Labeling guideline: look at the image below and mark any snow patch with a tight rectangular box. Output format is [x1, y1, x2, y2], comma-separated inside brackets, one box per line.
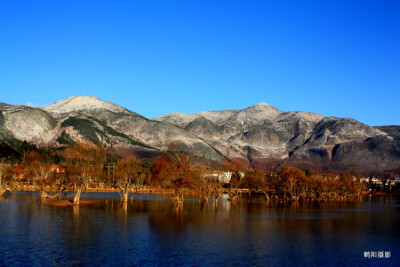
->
[44, 96, 129, 114]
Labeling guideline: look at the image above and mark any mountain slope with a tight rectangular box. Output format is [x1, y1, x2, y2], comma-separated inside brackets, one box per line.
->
[44, 95, 132, 115]
[0, 96, 225, 162]
[156, 103, 395, 173]
[0, 96, 398, 174]
[0, 103, 56, 144]
[155, 103, 326, 159]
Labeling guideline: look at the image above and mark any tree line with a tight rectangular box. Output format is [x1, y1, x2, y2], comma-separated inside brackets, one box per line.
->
[0, 142, 382, 204]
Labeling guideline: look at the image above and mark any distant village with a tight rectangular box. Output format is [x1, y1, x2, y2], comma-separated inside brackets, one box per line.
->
[204, 170, 400, 193]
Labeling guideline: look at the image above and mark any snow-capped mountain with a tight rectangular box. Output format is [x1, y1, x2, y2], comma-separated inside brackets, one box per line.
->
[44, 96, 131, 115]
[0, 96, 225, 162]
[0, 96, 399, 174]
[155, 102, 399, 173]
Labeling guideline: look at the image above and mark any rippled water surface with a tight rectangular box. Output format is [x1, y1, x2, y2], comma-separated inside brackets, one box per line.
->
[0, 192, 399, 266]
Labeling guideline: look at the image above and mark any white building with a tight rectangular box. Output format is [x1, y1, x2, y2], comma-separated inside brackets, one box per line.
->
[203, 171, 245, 184]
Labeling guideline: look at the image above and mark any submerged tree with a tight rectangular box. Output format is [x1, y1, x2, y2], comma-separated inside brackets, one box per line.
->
[151, 151, 204, 203]
[279, 166, 308, 201]
[65, 143, 105, 205]
[0, 163, 13, 196]
[242, 171, 274, 200]
[200, 181, 222, 203]
[115, 155, 144, 202]
[224, 160, 247, 201]
[21, 151, 54, 198]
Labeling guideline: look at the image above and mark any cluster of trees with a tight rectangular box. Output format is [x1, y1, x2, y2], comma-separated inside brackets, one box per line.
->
[240, 167, 366, 202]
[0, 143, 150, 204]
[0, 142, 376, 204]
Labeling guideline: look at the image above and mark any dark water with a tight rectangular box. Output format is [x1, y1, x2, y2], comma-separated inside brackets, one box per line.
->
[0, 192, 399, 266]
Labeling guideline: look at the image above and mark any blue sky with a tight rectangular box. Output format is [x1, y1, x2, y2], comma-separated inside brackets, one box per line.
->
[0, 0, 399, 126]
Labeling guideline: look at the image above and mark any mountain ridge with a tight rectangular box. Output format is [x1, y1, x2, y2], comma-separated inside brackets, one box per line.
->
[44, 95, 133, 115]
[0, 96, 398, 175]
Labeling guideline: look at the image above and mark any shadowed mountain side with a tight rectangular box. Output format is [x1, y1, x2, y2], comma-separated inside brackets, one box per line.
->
[375, 126, 400, 145]
[332, 135, 400, 168]
[0, 140, 19, 159]
[157, 103, 398, 175]
[0, 96, 398, 174]
[0, 97, 225, 162]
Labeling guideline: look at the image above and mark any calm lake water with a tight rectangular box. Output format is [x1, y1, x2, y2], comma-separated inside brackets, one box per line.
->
[0, 192, 399, 266]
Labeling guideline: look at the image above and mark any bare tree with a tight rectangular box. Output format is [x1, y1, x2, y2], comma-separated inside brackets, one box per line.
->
[19, 151, 56, 197]
[0, 163, 13, 196]
[65, 143, 104, 205]
[151, 150, 204, 204]
[115, 156, 142, 202]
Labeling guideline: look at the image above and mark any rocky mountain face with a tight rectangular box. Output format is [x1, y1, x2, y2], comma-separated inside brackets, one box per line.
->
[155, 103, 400, 174]
[0, 96, 399, 174]
[0, 96, 224, 162]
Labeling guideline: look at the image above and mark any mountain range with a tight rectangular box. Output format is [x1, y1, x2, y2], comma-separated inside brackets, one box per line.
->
[1, 96, 399, 175]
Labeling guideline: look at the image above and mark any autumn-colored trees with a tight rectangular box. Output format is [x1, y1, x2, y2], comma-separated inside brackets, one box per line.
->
[238, 165, 368, 202]
[151, 151, 205, 203]
[0, 163, 13, 196]
[241, 171, 265, 191]
[115, 155, 147, 202]
[0, 138, 374, 204]
[279, 166, 308, 200]
[21, 151, 54, 198]
[223, 160, 247, 201]
[199, 180, 222, 203]
[65, 143, 106, 204]
[241, 171, 275, 200]
[329, 171, 366, 201]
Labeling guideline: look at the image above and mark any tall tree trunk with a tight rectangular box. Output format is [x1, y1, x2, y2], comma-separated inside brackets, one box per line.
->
[230, 194, 239, 201]
[262, 191, 270, 201]
[73, 187, 82, 205]
[122, 188, 129, 203]
[173, 188, 184, 204]
[174, 190, 184, 204]
[229, 189, 240, 201]
[177, 193, 184, 204]
[40, 191, 60, 199]
[201, 188, 210, 202]
[121, 201, 128, 216]
[214, 191, 221, 204]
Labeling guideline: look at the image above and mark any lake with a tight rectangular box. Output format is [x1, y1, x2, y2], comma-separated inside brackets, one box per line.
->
[0, 192, 399, 266]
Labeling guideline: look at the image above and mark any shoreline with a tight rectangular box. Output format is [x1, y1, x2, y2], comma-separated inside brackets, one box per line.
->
[12, 185, 177, 195]
[8, 186, 400, 198]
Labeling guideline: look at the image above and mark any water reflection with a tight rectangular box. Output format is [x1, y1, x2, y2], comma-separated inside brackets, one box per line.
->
[0, 192, 399, 266]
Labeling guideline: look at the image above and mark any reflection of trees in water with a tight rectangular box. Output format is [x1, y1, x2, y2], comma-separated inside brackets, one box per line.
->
[145, 197, 281, 265]
[260, 200, 392, 249]
[73, 205, 79, 225]
[67, 196, 400, 263]
[0, 192, 103, 265]
[146, 195, 399, 264]
[53, 202, 106, 264]
[146, 197, 244, 234]
[0, 193, 41, 243]
[2, 192, 399, 265]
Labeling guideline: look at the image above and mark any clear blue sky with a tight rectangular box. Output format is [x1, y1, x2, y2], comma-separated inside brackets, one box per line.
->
[0, 0, 399, 126]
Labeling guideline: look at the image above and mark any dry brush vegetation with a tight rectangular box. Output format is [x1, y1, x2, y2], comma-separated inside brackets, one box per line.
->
[1, 142, 395, 205]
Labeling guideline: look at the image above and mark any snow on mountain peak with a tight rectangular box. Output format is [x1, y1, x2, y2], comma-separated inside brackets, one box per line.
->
[249, 102, 276, 110]
[234, 102, 282, 121]
[44, 96, 129, 114]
